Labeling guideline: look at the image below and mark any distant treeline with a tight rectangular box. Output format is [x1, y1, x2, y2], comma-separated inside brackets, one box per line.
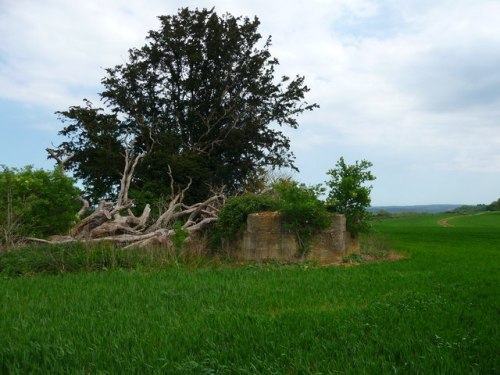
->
[368, 204, 462, 214]
[369, 198, 500, 218]
[451, 198, 500, 214]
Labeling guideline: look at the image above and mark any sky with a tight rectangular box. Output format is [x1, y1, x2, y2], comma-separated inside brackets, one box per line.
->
[1, 0, 499, 206]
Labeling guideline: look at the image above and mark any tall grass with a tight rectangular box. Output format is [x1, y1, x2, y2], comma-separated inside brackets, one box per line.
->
[0, 239, 215, 277]
[0, 213, 498, 373]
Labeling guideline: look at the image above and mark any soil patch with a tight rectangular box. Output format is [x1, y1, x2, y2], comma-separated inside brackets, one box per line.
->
[437, 218, 454, 227]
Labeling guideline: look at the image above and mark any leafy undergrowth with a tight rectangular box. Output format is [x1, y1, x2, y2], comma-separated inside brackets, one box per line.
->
[0, 213, 498, 373]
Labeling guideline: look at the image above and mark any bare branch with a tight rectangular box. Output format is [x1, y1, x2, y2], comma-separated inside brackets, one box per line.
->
[186, 217, 218, 233]
[77, 197, 90, 218]
[115, 147, 144, 210]
[148, 194, 182, 232]
[166, 165, 175, 199]
[33, 149, 224, 249]
[46, 148, 74, 174]
[131, 204, 151, 230]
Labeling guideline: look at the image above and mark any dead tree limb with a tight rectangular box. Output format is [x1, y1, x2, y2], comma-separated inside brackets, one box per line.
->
[46, 148, 74, 175]
[34, 146, 225, 249]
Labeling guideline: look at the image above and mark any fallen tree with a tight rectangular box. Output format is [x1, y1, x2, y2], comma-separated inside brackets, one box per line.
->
[30, 147, 225, 249]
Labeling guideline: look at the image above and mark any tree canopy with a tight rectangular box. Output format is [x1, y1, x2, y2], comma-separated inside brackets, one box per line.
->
[54, 7, 317, 204]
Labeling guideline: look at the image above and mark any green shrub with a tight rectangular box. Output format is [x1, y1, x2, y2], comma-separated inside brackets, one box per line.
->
[210, 181, 331, 255]
[273, 180, 331, 254]
[0, 166, 81, 245]
[325, 157, 375, 236]
[209, 194, 279, 248]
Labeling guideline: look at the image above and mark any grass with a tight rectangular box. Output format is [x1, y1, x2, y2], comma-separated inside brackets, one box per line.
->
[0, 241, 215, 277]
[0, 213, 498, 373]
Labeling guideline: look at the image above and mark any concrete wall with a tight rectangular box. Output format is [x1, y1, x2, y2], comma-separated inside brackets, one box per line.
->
[229, 211, 358, 263]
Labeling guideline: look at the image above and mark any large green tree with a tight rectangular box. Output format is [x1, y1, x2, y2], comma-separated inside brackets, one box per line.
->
[54, 7, 317, 204]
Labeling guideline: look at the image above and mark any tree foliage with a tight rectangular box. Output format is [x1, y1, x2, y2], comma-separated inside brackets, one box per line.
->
[487, 198, 500, 211]
[0, 166, 80, 245]
[54, 7, 317, 204]
[325, 158, 375, 236]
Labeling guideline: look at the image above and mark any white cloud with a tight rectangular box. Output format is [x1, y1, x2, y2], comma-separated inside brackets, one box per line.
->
[0, 0, 171, 107]
[0, 0, 499, 204]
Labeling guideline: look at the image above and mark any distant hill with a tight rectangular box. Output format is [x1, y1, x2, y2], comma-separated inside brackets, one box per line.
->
[368, 204, 463, 214]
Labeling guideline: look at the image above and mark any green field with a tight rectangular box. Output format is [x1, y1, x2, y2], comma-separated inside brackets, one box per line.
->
[0, 213, 499, 374]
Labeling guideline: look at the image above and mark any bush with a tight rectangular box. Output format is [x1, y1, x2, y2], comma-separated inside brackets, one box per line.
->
[209, 194, 279, 248]
[0, 166, 81, 246]
[325, 157, 375, 236]
[210, 181, 331, 254]
[273, 180, 331, 254]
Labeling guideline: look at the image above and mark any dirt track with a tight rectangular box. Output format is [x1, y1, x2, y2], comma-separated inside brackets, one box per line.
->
[437, 218, 454, 227]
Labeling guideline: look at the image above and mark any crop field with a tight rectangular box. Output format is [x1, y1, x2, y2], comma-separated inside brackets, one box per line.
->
[0, 213, 498, 374]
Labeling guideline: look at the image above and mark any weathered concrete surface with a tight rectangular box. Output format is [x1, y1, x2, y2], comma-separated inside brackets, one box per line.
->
[231, 211, 358, 263]
[242, 212, 297, 260]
